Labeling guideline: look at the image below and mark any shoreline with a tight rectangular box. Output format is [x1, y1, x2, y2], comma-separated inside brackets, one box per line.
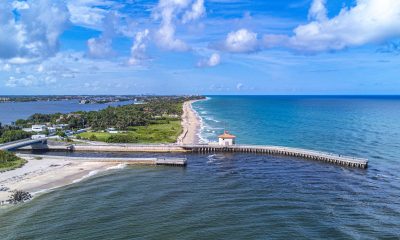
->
[177, 99, 205, 145]
[0, 155, 119, 205]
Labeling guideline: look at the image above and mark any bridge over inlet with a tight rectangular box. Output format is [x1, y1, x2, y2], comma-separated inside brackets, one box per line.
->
[0, 138, 48, 151]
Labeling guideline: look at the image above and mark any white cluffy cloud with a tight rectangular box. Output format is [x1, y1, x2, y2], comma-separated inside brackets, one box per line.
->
[197, 53, 221, 67]
[264, 0, 400, 52]
[6, 75, 56, 88]
[153, 0, 206, 51]
[223, 29, 259, 53]
[86, 11, 126, 58]
[2, 64, 11, 72]
[308, 0, 327, 22]
[236, 83, 244, 90]
[67, 0, 116, 30]
[129, 29, 150, 65]
[182, 0, 205, 24]
[87, 37, 114, 58]
[0, 0, 69, 63]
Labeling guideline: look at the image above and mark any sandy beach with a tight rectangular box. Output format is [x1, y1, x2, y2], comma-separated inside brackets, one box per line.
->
[177, 100, 203, 145]
[0, 155, 117, 205]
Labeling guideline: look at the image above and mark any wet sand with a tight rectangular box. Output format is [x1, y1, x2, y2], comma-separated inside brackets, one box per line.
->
[0, 155, 116, 205]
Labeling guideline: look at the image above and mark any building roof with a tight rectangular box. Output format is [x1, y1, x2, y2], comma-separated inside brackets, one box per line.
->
[218, 131, 236, 139]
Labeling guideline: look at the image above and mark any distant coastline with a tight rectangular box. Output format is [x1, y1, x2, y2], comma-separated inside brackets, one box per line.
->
[0, 100, 136, 125]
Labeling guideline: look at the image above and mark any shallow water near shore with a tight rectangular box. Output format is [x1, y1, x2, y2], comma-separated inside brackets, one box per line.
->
[1, 96, 400, 239]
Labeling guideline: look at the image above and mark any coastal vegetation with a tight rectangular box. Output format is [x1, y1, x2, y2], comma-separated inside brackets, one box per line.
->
[78, 120, 182, 143]
[13, 96, 204, 144]
[0, 151, 27, 172]
[0, 123, 31, 144]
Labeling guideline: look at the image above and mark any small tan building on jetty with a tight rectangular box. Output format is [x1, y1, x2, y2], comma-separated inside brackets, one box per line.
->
[218, 131, 236, 146]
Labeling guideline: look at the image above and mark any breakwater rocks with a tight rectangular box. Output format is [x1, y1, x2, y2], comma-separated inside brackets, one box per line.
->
[7, 190, 32, 204]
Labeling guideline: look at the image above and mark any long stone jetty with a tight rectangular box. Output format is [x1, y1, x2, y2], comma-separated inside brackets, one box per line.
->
[19, 142, 368, 169]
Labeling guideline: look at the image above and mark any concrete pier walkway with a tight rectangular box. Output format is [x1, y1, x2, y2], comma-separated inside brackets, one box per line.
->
[183, 145, 368, 169]
[19, 142, 368, 169]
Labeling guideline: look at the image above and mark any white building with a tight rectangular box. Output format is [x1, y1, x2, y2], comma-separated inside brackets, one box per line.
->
[107, 128, 119, 134]
[218, 131, 236, 146]
[55, 124, 68, 130]
[47, 127, 56, 134]
[22, 128, 33, 132]
[32, 125, 47, 133]
[31, 134, 46, 140]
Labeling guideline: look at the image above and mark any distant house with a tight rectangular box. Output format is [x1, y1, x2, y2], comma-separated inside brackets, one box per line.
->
[47, 127, 56, 134]
[65, 130, 74, 136]
[32, 125, 47, 133]
[31, 134, 46, 140]
[107, 128, 119, 134]
[55, 124, 68, 130]
[76, 129, 86, 134]
[68, 113, 81, 118]
[218, 131, 236, 146]
[22, 128, 33, 132]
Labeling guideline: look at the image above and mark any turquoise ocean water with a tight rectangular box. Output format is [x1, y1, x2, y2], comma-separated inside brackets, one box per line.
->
[0, 96, 399, 239]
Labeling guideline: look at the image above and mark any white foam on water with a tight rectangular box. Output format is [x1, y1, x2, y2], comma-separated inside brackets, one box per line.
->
[72, 170, 99, 184]
[31, 187, 56, 196]
[106, 163, 127, 170]
[192, 97, 222, 144]
[193, 105, 210, 144]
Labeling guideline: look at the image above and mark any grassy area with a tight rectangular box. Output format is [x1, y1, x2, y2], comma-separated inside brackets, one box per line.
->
[77, 120, 182, 144]
[0, 151, 27, 172]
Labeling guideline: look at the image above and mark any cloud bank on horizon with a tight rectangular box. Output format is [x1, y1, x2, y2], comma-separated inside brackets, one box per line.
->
[1, 0, 400, 95]
[264, 0, 400, 52]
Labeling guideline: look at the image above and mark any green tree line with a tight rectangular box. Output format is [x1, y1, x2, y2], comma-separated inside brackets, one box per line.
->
[0, 123, 32, 143]
[14, 96, 203, 131]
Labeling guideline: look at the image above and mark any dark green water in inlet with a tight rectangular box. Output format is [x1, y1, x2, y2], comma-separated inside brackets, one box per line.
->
[1, 96, 400, 239]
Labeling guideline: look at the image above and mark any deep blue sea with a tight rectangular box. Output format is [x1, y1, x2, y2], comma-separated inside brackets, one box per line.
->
[1, 96, 400, 239]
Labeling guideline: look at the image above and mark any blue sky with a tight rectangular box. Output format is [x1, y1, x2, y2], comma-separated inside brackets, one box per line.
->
[1, 0, 400, 95]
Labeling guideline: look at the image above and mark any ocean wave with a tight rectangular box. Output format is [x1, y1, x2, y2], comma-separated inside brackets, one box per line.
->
[207, 154, 226, 164]
[72, 170, 100, 184]
[193, 105, 209, 143]
[31, 188, 54, 196]
[106, 163, 127, 170]
[192, 99, 223, 143]
[203, 116, 221, 123]
[71, 164, 126, 184]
